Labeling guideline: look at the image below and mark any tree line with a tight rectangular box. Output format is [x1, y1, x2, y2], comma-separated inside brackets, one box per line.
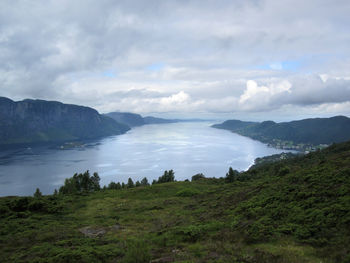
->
[34, 167, 243, 196]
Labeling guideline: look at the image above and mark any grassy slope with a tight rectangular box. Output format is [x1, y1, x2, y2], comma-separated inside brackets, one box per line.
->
[1, 142, 350, 262]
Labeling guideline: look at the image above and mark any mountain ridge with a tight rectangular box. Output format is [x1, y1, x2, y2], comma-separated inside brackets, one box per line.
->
[0, 97, 130, 145]
[212, 115, 350, 148]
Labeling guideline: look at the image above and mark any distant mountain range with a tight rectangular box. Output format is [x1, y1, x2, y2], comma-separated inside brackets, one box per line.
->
[0, 97, 130, 146]
[212, 116, 350, 146]
[0, 97, 207, 146]
[104, 112, 180, 127]
[105, 112, 207, 127]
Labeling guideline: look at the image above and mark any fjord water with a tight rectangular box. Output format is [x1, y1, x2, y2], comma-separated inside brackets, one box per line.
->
[0, 122, 288, 196]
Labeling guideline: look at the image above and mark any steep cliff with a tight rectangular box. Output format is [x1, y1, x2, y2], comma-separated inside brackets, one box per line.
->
[0, 97, 130, 145]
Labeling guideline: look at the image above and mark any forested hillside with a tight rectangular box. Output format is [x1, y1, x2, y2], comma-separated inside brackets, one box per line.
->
[213, 116, 350, 148]
[0, 97, 130, 145]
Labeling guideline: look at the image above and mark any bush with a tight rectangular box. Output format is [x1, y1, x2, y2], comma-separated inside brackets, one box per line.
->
[191, 173, 205, 181]
[176, 188, 200, 197]
[10, 197, 30, 212]
[122, 240, 151, 263]
[28, 200, 46, 212]
[0, 204, 10, 218]
[179, 225, 203, 242]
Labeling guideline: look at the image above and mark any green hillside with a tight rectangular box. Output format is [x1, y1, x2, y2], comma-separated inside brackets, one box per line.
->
[212, 116, 350, 149]
[0, 97, 130, 146]
[0, 141, 350, 262]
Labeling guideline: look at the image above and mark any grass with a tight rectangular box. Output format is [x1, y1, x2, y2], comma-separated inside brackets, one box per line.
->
[1, 141, 350, 262]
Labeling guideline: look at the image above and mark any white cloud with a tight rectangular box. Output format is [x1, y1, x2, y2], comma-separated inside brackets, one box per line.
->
[0, 0, 350, 118]
[239, 79, 292, 110]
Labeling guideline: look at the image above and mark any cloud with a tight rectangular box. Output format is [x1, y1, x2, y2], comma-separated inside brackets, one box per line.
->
[237, 76, 350, 112]
[0, 0, 350, 118]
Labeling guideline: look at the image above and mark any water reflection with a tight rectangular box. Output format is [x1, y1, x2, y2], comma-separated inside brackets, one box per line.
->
[0, 122, 289, 196]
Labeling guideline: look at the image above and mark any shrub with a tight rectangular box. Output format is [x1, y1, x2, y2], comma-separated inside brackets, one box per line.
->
[10, 197, 30, 212]
[0, 204, 10, 218]
[28, 199, 46, 212]
[176, 188, 200, 197]
[179, 225, 203, 242]
[191, 173, 205, 181]
[122, 240, 151, 263]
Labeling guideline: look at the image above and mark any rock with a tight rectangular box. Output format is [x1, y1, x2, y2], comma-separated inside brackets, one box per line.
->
[79, 226, 107, 238]
[112, 224, 122, 230]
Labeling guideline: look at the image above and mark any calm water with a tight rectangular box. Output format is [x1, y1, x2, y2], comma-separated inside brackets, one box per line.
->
[0, 122, 289, 196]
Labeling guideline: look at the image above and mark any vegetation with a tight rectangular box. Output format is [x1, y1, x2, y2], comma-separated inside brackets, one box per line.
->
[0, 97, 130, 146]
[1, 141, 350, 262]
[225, 167, 240, 182]
[59, 171, 100, 194]
[191, 173, 205, 181]
[153, 169, 175, 184]
[253, 152, 298, 167]
[212, 116, 350, 151]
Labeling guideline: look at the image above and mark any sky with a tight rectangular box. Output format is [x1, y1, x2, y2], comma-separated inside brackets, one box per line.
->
[1, 0, 350, 121]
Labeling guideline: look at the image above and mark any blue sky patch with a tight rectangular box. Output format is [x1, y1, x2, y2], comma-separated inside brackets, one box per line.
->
[146, 63, 165, 72]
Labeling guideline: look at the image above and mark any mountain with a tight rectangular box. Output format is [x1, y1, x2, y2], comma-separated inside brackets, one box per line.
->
[212, 119, 258, 130]
[0, 97, 130, 145]
[1, 140, 349, 262]
[143, 116, 179, 124]
[212, 116, 350, 145]
[106, 112, 209, 126]
[105, 112, 145, 127]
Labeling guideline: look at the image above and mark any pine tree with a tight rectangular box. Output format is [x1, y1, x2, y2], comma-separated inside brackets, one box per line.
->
[141, 177, 149, 186]
[127, 178, 134, 188]
[225, 167, 239, 183]
[34, 188, 42, 198]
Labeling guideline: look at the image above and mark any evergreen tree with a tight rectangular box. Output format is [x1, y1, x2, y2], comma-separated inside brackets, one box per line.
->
[127, 178, 134, 188]
[225, 167, 239, 183]
[135, 180, 141, 187]
[34, 188, 42, 198]
[141, 177, 149, 186]
[157, 170, 175, 183]
[53, 189, 58, 195]
[59, 170, 101, 194]
[92, 172, 101, 191]
[108, 181, 117, 189]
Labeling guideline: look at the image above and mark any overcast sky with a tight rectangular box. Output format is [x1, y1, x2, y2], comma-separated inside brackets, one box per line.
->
[1, 0, 350, 120]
